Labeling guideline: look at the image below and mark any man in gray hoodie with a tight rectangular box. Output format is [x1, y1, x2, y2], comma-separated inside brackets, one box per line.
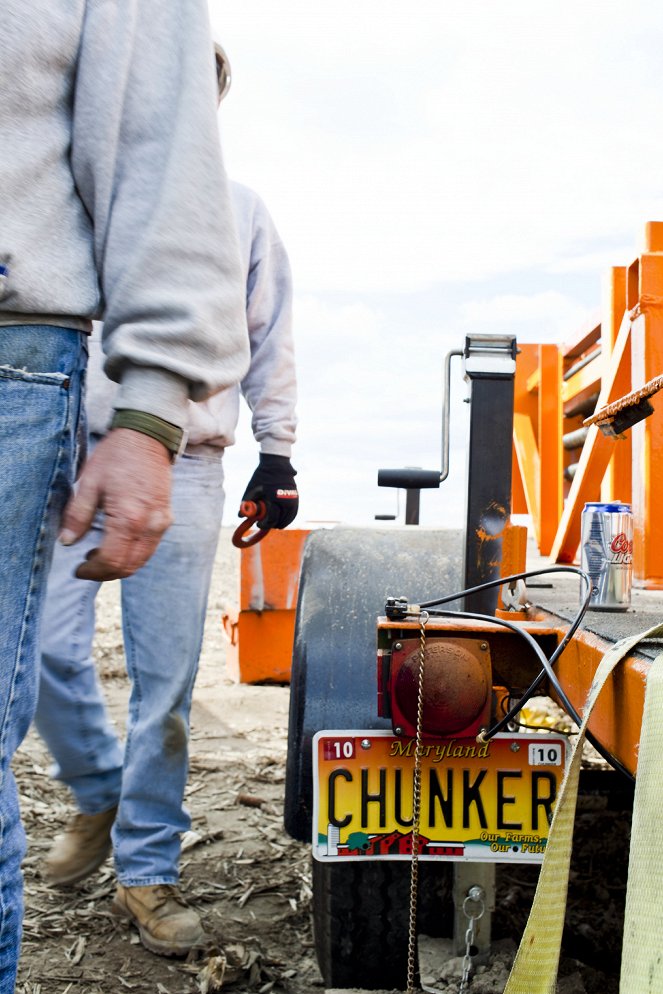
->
[1, 3, 248, 989]
[32, 48, 299, 959]
[35, 177, 298, 956]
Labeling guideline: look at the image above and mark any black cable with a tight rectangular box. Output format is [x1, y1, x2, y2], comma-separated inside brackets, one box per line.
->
[421, 565, 590, 614]
[421, 567, 592, 733]
[416, 566, 635, 781]
[511, 721, 575, 736]
[423, 607, 579, 727]
[425, 605, 633, 780]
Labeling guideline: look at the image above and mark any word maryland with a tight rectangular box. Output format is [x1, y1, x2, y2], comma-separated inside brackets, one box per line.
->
[389, 738, 491, 763]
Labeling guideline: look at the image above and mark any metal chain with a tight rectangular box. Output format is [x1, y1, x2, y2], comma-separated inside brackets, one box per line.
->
[404, 613, 485, 994]
[406, 610, 429, 994]
[458, 888, 485, 994]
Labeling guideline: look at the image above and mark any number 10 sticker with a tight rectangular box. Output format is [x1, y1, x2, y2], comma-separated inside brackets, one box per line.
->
[323, 738, 355, 761]
[528, 742, 563, 766]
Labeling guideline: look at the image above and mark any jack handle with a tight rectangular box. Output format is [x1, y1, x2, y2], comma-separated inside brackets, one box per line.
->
[232, 500, 270, 549]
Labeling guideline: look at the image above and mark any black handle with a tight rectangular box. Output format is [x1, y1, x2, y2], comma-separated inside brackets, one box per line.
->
[377, 468, 441, 490]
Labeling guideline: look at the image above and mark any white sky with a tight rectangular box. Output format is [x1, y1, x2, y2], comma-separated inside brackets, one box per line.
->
[211, 0, 663, 529]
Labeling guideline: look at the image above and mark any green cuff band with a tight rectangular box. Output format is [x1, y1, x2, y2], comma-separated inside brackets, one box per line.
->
[110, 409, 185, 458]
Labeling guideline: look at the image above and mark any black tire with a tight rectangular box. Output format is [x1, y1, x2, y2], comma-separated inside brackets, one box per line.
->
[312, 858, 453, 990]
[285, 527, 464, 842]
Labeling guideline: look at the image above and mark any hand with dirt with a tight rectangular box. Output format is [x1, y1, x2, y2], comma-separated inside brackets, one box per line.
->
[59, 428, 173, 580]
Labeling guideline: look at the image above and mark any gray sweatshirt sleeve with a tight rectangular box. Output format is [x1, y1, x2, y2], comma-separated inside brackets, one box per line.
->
[71, 0, 250, 428]
[239, 191, 297, 458]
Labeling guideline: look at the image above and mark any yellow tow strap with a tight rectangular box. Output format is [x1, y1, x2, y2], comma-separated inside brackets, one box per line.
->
[503, 622, 663, 994]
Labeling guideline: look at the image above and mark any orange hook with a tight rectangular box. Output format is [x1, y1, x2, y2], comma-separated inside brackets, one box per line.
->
[232, 500, 270, 549]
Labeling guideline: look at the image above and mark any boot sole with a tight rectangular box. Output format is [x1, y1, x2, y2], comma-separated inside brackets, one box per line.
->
[111, 897, 206, 957]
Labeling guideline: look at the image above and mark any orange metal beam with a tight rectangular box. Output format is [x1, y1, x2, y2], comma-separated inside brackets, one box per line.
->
[560, 357, 601, 404]
[526, 367, 541, 394]
[222, 529, 310, 683]
[627, 258, 639, 310]
[551, 310, 632, 563]
[551, 425, 613, 564]
[511, 442, 528, 515]
[533, 608, 648, 777]
[600, 267, 631, 505]
[497, 522, 528, 610]
[500, 522, 528, 578]
[632, 247, 663, 588]
[513, 413, 540, 543]
[513, 345, 541, 542]
[223, 609, 297, 684]
[510, 223, 663, 583]
[515, 344, 539, 416]
[538, 345, 563, 555]
[645, 221, 663, 252]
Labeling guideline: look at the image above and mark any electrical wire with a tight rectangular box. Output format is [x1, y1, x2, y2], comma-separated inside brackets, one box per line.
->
[510, 721, 576, 736]
[414, 566, 635, 781]
[420, 566, 591, 730]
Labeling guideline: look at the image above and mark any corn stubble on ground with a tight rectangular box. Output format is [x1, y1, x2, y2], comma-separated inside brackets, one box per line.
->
[16, 529, 630, 993]
[16, 530, 320, 994]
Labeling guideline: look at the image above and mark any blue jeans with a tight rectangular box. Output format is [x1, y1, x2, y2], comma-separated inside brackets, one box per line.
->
[0, 325, 86, 993]
[35, 450, 225, 885]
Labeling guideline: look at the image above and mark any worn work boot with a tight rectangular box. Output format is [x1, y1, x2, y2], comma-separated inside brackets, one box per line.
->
[112, 884, 206, 957]
[45, 806, 117, 886]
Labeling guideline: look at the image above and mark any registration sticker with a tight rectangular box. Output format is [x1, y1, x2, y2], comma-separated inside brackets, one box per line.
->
[312, 730, 567, 863]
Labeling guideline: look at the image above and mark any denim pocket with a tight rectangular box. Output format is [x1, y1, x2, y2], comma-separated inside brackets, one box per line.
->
[0, 365, 70, 387]
[74, 368, 88, 475]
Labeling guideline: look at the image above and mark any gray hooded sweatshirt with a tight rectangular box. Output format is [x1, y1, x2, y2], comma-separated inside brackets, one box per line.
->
[0, 0, 250, 429]
[86, 182, 298, 457]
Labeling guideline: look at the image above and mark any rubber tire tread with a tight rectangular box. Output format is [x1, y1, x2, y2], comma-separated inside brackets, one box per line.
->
[312, 859, 453, 990]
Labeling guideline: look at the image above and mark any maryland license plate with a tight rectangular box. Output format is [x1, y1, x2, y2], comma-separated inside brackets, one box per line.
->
[312, 730, 568, 863]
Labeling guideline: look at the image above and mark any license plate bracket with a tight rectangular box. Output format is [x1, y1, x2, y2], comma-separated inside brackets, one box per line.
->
[313, 730, 567, 863]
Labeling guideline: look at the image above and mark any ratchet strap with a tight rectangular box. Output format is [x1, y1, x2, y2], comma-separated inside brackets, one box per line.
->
[503, 622, 663, 994]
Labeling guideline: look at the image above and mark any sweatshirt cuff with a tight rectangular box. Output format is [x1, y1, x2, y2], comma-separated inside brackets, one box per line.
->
[113, 366, 190, 430]
[259, 439, 293, 459]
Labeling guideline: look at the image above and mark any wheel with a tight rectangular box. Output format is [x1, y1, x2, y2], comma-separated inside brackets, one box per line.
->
[285, 526, 464, 842]
[312, 858, 453, 990]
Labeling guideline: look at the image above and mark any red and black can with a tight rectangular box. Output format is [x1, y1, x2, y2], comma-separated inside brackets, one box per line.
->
[580, 501, 633, 610]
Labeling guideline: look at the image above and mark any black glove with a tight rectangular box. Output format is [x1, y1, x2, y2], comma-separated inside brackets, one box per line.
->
[241, 453, 299, 529]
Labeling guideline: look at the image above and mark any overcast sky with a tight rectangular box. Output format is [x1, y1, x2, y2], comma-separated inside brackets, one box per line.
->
[210, 1, 663, 529]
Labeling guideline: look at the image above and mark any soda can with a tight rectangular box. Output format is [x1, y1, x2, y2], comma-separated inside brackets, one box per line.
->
[580, 501, 633, 610]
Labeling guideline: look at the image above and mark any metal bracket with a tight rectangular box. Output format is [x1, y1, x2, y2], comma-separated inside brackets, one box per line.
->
[463, 333, 517, 379]
[453, 863, 496, 961]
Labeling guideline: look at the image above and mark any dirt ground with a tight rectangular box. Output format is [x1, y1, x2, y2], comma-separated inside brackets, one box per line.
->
[14, 530, 630, 994]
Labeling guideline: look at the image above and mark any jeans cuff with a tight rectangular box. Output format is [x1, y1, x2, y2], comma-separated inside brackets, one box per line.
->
[117, 875, 179, 887]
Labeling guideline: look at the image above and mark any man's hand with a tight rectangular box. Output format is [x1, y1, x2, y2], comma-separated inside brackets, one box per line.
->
[59, 429, 173, 580]
[241, 453, 298, 529]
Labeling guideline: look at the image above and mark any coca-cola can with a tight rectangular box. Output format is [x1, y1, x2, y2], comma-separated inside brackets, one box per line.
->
[580, 501, 633, 610]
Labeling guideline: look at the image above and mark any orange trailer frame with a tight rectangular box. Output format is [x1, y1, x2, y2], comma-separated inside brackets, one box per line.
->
[512, 220, 663, 588]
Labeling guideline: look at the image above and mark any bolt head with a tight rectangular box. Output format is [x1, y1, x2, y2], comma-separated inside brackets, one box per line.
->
[394, 642, 403, 651]
[480, 642, 488, 651]
[395, 726, 404, 736]
[360, 738, 371, 750]
[510, 741, 520, 752]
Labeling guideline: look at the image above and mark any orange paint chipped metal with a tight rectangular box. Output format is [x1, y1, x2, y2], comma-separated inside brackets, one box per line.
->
[222, 529, 310, 683]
